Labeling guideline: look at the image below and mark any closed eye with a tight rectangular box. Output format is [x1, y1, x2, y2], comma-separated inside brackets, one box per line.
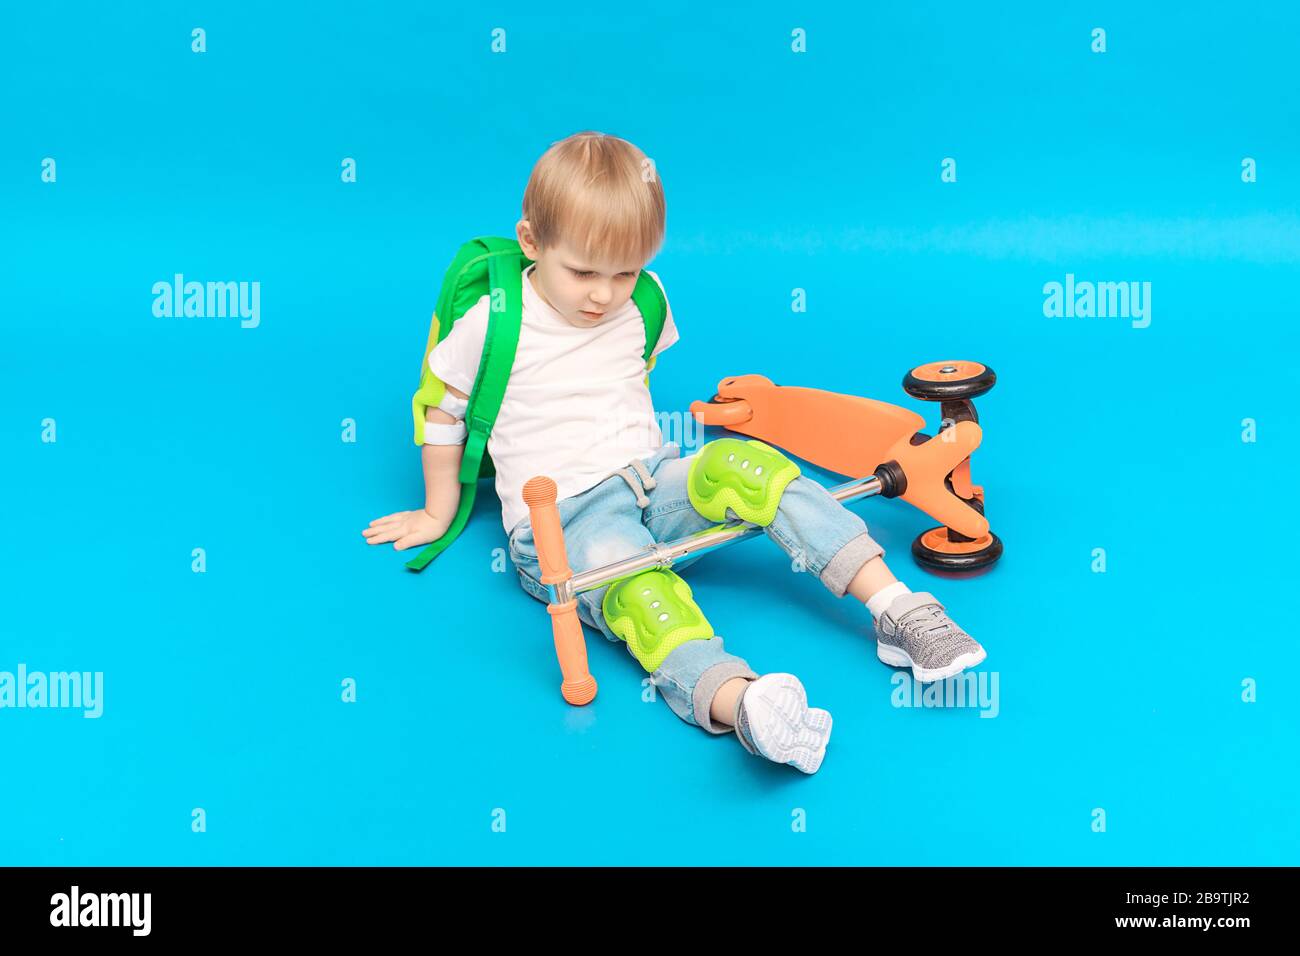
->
[570, 269, 638, 279]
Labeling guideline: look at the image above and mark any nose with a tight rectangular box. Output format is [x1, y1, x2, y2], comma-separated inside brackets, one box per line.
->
[589, 282, 612, 306]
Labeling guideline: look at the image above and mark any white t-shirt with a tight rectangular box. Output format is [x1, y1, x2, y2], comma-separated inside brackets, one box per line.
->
[427, 263, 679, 534]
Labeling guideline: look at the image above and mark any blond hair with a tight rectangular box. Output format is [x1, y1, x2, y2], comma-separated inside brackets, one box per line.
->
[522, 131, 665, 267]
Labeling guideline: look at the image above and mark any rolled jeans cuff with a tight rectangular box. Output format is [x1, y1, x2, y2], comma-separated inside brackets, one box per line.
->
[818, 531, 885, 598]
[692, 660, 760, 735]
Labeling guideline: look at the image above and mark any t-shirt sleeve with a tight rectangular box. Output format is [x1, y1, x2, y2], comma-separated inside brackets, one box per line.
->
[643, 270, 679, 358]
[427, 295, 490, 395]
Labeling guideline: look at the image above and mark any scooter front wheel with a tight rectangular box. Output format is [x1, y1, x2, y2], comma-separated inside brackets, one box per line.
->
[911, 526, 1003, 574]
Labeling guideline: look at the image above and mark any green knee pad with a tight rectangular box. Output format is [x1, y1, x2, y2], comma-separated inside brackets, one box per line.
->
[687, 437, 801, 527]
[601, 568, 714, 672]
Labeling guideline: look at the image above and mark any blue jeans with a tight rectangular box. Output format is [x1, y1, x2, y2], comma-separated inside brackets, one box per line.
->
[507, 442, 884, 734]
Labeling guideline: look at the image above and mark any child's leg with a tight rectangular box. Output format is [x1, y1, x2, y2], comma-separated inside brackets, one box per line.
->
[642, 450, 886, 597]
[639, 626, 757, 733]
[711, 677, 749, 726]
[506, 476, 754, 729]
[509, 472, 831, 772]
[613, 576, 831, 775]
[642, 443, 985, 682]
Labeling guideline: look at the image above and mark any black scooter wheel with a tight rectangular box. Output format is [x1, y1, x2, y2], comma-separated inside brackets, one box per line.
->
[911, 527, 1003, 574]
[903, 361, 996, 402]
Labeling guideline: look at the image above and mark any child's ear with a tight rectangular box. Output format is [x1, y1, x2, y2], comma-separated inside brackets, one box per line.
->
[516, 219, 540, 258]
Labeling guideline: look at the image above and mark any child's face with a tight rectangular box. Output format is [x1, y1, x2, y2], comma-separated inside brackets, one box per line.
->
[517, 222, 643, 329]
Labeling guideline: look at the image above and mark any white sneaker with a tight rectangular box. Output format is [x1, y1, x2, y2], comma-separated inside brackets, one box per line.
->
[734, 673, 832, 774]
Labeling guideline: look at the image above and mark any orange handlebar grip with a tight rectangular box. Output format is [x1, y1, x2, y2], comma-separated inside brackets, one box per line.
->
[549, 600, 597, 706]
[522, 477, 571, 584]
[522, 476, 597, 705]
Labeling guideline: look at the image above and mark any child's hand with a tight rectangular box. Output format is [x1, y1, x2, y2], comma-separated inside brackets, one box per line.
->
[362, 508, 450, 550]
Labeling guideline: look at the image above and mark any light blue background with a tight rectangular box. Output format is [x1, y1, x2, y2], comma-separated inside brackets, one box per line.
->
[2, 2, 1295, 865]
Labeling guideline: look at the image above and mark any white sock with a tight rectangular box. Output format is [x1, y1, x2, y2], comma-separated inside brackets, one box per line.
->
[865, 581, 911, 621]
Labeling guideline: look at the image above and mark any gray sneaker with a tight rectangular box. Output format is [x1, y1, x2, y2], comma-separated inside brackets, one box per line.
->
[875, 591, 985, 683]
[733, 673, 832, 774]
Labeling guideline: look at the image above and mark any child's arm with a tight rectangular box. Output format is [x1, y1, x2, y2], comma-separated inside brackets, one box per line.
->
[421, 385, 468, 526]
[362, 383, 469, 550]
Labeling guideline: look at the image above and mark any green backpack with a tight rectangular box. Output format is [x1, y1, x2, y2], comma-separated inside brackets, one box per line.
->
[405, 236, 668, 572]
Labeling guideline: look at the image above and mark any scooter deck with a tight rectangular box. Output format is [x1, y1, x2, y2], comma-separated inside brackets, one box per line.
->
[691, 375, 925, 479]
[689, 374, 988, 539]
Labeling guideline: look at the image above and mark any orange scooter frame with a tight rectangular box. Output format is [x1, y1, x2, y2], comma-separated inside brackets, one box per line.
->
[689, 360, 1001, 574]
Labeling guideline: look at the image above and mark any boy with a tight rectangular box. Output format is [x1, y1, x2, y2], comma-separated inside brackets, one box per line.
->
[364, 131, 985, 774]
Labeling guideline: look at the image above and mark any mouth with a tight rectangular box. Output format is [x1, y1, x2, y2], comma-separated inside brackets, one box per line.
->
[579, 310, 605, 319]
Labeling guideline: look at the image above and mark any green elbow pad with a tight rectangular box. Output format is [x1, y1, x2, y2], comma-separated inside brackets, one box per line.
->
[411, 370, 449, 445]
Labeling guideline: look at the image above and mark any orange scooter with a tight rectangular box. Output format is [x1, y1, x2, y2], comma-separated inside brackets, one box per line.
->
[522, 360, 1001, 706]
[689, 360, 1002, 574]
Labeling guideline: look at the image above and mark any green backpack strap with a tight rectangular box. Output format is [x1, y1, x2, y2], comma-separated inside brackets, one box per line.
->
[630, 271, 667, 364]
[405, 242, 524, 572]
